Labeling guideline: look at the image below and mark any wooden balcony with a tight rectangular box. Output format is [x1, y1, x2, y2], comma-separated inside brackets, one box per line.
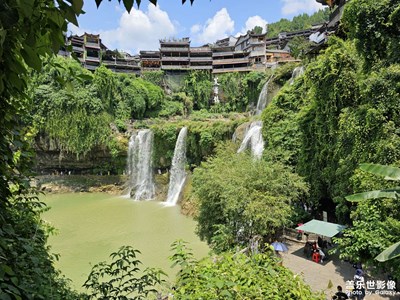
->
[190, 57, 212, 62]
[249, 50, 265, 57]
[213, 58, 249, 65]
[189, 65, 212, 70]
[85, 42, 100, 49]
[161, 65, 190, 70]
[190, 47, 212, 53]
[70, 38, 84, 44]
[161, 56, 190, 62]
[160, 40, 190, 46]
[141, 58, 161, 62]
[103, 60, 140, 68]
[212, 50, 247, 57]
[140, 51, 160, 57]
[265, 38, 279, 46]
[85, 56, 100, 63]
[160, 47, 189, 52]
[212, 66, 252, 74]
[72, 45, 84, 52]
[142, 67, 161, 71]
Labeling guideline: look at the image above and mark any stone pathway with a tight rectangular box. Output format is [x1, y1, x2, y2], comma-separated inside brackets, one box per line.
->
[281, 241, 398, 300]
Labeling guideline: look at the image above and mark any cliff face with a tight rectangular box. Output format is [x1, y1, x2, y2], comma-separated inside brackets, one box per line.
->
[33, 134, 127, 175]
[33, 116, 248, 175]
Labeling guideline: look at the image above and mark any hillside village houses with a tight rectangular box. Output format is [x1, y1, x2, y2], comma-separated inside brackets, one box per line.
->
[59, 0, 346, 75]
[59, 28, 315, 75]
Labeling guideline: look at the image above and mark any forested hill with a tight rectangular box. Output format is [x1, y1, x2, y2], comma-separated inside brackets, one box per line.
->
[266, 8, 330, 37]
[261, 0, 400, 278]
[28, 57, 272, 174]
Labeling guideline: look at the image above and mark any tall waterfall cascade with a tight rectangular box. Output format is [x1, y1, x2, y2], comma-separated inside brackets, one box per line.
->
[237, 76, 272, 157]
[235, 67, 304, 158]
[165, 127, 188, 206]
[127, 129, 155, 200]
[255, 77, 272, 116]
[289, 66, 304, 85]
[237, 121, 264, 159]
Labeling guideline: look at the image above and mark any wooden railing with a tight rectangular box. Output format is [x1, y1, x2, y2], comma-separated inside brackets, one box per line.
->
[213, 58, 249, 65]
[161, 56, 190, 61]
[85, 42, 100, 49]
[212, 66, 252, 73]
[160, 47, 189, 52]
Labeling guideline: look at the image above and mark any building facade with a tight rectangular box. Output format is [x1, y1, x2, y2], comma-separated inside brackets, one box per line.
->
[140, 51, 161, 71]
[102, 50, 141, 75]
[60, 33, 140, 74]
[160, 38, 191, 71]
[61, 28, 308, 74]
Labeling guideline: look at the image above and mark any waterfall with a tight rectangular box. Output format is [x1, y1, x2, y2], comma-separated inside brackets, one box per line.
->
[237, 121, 264, 159]
[127, 129, 155, 200]
[289, 66, 304, 85]
[165, 127, 188, 206]
[232, 122, 250, 142]
[232, 130, 237, 142]
[255, 77, 272, 115]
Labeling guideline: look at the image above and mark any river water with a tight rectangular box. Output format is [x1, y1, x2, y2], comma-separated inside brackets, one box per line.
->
[43, 193, 209, 290]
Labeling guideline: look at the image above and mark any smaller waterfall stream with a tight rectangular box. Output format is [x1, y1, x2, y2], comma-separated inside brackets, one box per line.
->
[127, 129, 155, 200]
[255, 76, 272, 115]
[235, 67, 304, 158]
[165, 127, 188, 206]
[289, 66, 304, 85]
[237, 121, 264, 159]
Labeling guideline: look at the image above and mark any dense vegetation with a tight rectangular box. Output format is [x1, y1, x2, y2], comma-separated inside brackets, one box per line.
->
[261, 0, 400, 277]
[2, 0, 400, 298]
[0, 0, 87, 297]
[83, 246, 165, 299]
[266, 9, 330, 38]
[29, 57, 165, 147]
[170, 240, 323, 299]
[191, 143, 309, 252]
[343, 164, 400, 273]
[151, 117, 248, 169]
[26, 56, 269, 172]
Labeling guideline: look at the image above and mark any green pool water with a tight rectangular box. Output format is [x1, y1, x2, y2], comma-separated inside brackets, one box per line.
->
[42, 193, 209, 290]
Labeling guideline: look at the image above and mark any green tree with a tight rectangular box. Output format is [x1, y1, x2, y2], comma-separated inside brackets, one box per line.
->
[192, 142, 309, 251]
[93, 65, 118, 114]
[262, 68, 307, 166]
[141, 70, 164, 87]
[252, 25, 263, 34]
[342, 0, 400, 70]
[83, 246, 165, 300]
[288, 36, 312, 59]
[0, 0, 86, 297]
[296, 38, 361, 219]
[169, 240, 324, 299]
[337, 164, 400, 277]
[0, 0, 193, 298]
[28, 57, 114, 158]
[266, 9, 329, 38]
[183, 70, 212, 110]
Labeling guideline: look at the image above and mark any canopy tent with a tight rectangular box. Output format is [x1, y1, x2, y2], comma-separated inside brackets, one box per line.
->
[295, 219, 346, 238]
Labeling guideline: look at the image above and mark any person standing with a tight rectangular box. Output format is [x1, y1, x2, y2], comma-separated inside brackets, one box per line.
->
[332, 285, 348, 300]
[353, 269, 365, 300]
[318, 248, 326, 263]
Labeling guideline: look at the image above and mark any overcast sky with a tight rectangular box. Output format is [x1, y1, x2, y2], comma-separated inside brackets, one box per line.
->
[70, 0, 324, 54]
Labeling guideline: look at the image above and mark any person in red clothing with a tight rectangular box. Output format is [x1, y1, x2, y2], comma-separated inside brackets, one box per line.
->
[312, 241, 318, 252]
[297, 222, 304, 240]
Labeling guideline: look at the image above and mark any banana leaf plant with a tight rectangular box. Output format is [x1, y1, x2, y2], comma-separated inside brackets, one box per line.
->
[345, 163, 400, 262]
